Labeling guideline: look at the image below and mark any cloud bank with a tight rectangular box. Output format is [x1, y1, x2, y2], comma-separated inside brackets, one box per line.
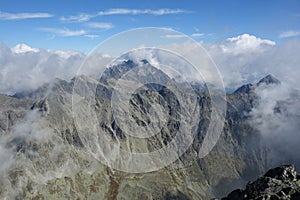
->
[0, 33, 300, 95]
[249, 83, 300, 167]
[0, 42, 84, 95]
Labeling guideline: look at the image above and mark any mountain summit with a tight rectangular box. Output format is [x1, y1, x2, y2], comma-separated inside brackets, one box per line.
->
[257, 74, 281, 86]
[233, 74, 280, 94]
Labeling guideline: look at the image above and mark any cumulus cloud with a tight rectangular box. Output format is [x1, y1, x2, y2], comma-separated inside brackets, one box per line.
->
[219, 34, 275, 55]
[94, 33, 299, 91]
[205, 34, 300, 89]
[0, 42, 85, 95]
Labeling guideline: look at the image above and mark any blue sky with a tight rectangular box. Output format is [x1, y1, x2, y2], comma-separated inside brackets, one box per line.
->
[0, 0, 300, 52]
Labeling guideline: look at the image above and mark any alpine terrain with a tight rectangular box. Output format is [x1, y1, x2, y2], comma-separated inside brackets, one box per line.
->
[0, 60, 298, 200]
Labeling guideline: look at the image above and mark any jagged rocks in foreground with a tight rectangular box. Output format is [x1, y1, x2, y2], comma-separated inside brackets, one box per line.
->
[222, 165, 300, 200]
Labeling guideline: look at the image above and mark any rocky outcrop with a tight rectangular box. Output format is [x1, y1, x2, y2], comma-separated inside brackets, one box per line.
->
[222, 165, 300, 200]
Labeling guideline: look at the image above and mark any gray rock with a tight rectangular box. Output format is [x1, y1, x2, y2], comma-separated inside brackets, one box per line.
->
[223, 165, 300, 200]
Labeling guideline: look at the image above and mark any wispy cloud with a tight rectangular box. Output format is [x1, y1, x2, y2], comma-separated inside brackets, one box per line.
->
[279, 30, 300, 38]
[0, 11, 53, 20]
[86, 22, 114, 30]
[97, 8, 189, 16]
[60, 13, 93, 22]
[60, 8, 190, 22]
[191, 33, 205, 37]
[84, 34, 99, 39]
[39, 28, 87, 37]
[163, 34, 186, 38]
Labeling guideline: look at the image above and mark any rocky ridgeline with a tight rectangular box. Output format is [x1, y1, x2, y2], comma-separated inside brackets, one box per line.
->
[222, 165, 300, 200]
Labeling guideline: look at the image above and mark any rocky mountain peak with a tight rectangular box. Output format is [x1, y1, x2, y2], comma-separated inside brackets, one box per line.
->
[257, 74, 281, 86]
[233, 74, 280, 94]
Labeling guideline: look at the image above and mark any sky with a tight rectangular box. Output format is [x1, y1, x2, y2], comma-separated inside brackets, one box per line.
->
[0, 0, 300, 52]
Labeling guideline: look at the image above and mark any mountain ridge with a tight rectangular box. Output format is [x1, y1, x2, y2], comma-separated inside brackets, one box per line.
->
[0, 60, 292, 199]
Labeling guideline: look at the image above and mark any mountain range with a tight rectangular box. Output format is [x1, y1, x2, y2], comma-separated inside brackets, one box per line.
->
[0, 59, 297, 199]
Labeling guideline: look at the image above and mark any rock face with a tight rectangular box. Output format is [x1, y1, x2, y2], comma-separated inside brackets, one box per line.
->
[222, 165, 300, 200]
[0, 60, 287, 199]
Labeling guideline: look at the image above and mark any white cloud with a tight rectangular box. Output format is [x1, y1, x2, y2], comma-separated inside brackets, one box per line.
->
[39, 28, 87, 37]
[1, 33, 300, 95]
[0, 42, 85, 94]
[60, 8, 189, 22]
[191, 33, 205, 37]
[220, 34, 275, 55]
[86, 22, 114, 29]
[84, 34, 99, 39]
[204, 34, 300, 89]
[11, 43, 39, 54]
[163, 34, 186, 38]
[97, 8, 188, 16]
[60, 13, 93, 22]
[279, 30, 300, 38]
[249, 83, 300, 166]
[131, 33, 296, 89]
[0, 11, 53, 20]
